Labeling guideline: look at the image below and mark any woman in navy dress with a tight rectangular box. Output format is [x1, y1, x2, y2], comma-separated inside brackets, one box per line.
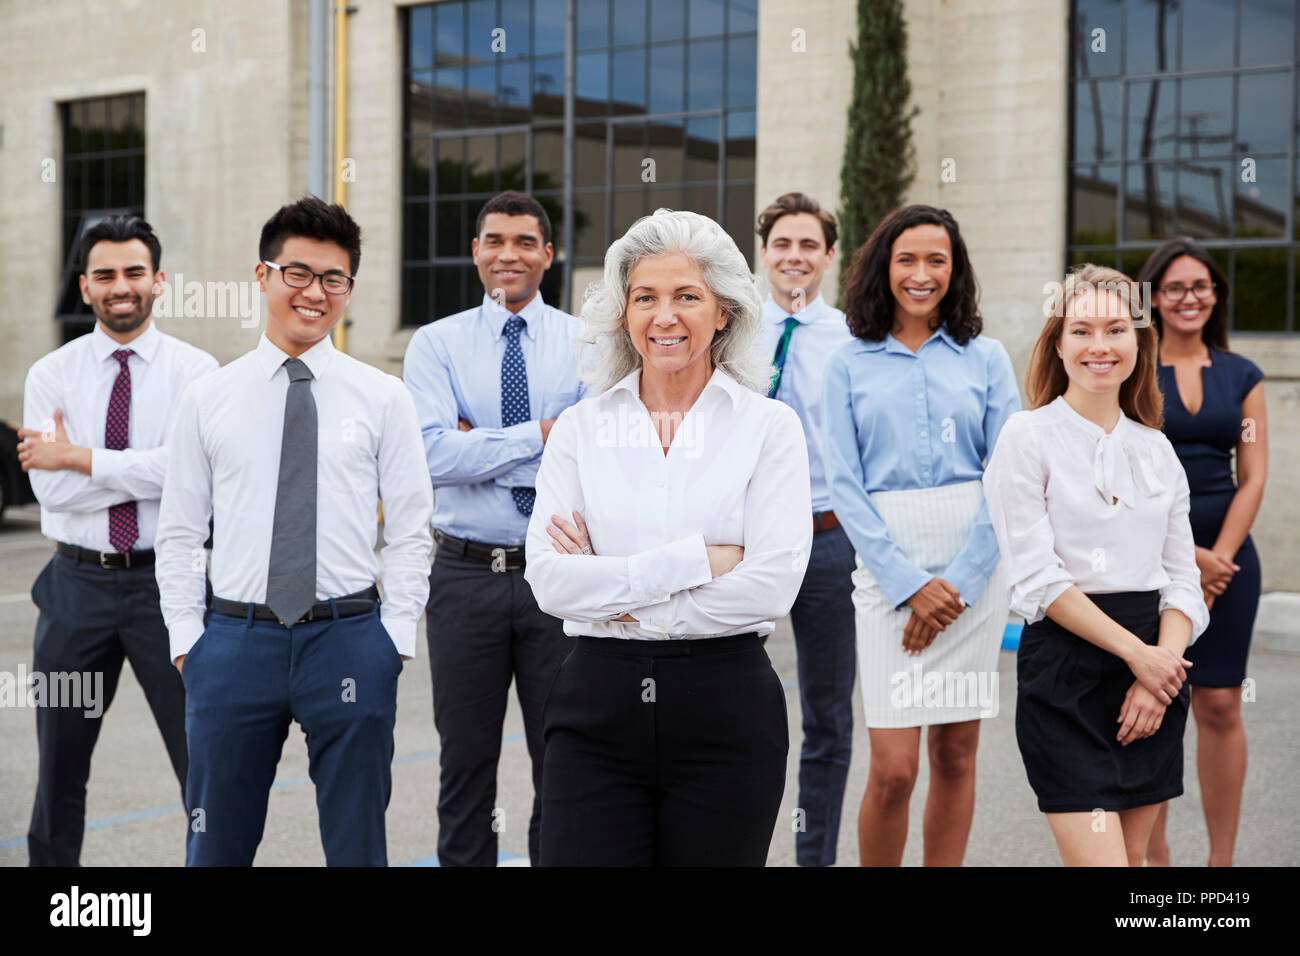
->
[1138, 238, 1268, 867]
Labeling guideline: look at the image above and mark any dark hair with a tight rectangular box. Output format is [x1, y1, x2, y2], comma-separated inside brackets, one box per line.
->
[1136, 236, 1230, 351]
[79, 214, 162, 274]
[259, 196, 362, 275]
[475, 190, 553, 247]
[756, 192, 838, 250]
[841, 204, 981, 344]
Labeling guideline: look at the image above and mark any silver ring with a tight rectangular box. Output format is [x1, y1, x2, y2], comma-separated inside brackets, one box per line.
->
[581, 546, 592, 555]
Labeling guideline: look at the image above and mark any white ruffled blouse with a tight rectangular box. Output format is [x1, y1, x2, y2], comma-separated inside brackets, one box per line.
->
[982, 396, 1208, 640]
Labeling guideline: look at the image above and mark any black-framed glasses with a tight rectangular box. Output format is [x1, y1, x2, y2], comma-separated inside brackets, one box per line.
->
[1158, 280, 1216, 300]
[262, 260, 354, 295]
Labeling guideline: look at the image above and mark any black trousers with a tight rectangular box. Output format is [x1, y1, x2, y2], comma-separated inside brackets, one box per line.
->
[540, 632, 789, 867]
[425, 550, 568, 866]
[28, 553, 188, 866]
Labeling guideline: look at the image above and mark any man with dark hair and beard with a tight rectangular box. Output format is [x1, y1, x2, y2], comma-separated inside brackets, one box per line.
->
[17, 214, 218, 866]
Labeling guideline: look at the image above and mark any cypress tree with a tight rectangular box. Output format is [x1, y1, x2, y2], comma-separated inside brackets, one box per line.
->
[837, 0, 918, 296]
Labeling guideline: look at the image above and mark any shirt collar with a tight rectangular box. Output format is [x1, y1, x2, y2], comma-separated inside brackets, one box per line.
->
[253, 332, 337, 381]
[482, 292, 544, 342]
[853, 325, 966, 355]
[91, 320, 161, 363]
[763, 292, 829, 326]
[606, 364, 746, 411]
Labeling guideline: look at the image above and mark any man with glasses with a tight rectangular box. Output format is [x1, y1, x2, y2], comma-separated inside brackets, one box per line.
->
[19, 214, 217, 865]
[155, 196, 433, 865]
[403, 190, 585, 866]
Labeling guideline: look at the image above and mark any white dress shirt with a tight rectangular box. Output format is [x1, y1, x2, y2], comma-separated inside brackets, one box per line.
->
[982, 396, 1208, 641]
[22, 322, 219, 551]
[156, 333, 434, 661]
[524, 365, 813, 640]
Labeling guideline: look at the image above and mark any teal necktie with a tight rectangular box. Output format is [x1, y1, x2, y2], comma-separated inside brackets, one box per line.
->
[768, 317, 799, 399]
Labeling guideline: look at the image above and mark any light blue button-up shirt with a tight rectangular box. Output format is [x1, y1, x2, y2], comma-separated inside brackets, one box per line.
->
[755, 293, 855, 514]
[403, 292, 587, 545]
[821, 326, 1021, 609]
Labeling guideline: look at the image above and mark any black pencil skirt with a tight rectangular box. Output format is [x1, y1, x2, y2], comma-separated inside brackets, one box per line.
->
[539, 632, 789, 866]
[1015, 591, 1190, 814]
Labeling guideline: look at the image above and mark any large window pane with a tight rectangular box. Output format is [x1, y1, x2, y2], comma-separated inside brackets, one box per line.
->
[573, 190, 606, 257]
[408, 71, 434, 135]
[1235, 156, 1286, 238]
[577, 51, 610, 112]
[1126, 79, 1174, 161]
[729, 0, 756, 33]
[436, 137, 465, 194]
[409, 4, 433, 69]
[1179, 75, 1234, 158]
[613, 0, 647, 45]
[435, 198, 466, 258]
[576, 0, 609, 50]
[434, 266, 467, 323]
[465, 133, 497, 191]
[612, 48, 647, 112]
[533, 55, 564, 116]
[433, 66, 465, 129]
[647, 118, 685, 182]
[684, 184, 718, 220]
[500, 132, 528, 186]
[649, 44, 685, 114]
[1074, 78, 1120, 163]
[724, 184, 756, 264]
[500, 0, 531, 57]
[533, 127, 564, 188]
[614, 188, 647, 237]
[688, 40, 724, 110]
[405, 200, 431, 261]
[651, 0, 687, 43]
[404, 266, 432, 328]
[574, 122, 607, 189]
[466, 0, 495, 62]
[685, 115, 720, 181]
[1233, 248, 1287, 331]
[1179, 0, 1235, 71]
[1240, 0, 1293, 66]
[613, 123, 647, 187]
[727, 34, 757, 108]
[1072, 0, 1123, 78]
[725, 108, 756, 182]
[434, 1, 465, 66]
[1237, 71, 1289, 156]
[1124, 0, 1176, 75]
[1125, 162, 1174, 239]
[499, 60, 531, 119]
[689, 0, 727, 37]
[1176, 160, 1233, 237]
[1073, 164, 1119, 244]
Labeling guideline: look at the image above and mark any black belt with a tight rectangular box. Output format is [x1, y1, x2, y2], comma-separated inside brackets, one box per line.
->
[434, 529, 526, 570]
[210, 584, 380, 625]
[57, 542, 155, 569]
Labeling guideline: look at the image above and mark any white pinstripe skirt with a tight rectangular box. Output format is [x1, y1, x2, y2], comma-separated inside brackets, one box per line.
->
[851, 479, 1009, 728]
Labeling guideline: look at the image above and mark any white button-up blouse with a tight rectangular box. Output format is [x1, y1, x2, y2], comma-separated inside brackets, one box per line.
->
[524, 365, 813, 640]
[982, 396, 1209, 640]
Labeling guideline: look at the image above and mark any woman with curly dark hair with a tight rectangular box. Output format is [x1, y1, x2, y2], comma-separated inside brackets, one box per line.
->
[822, 205, 1020, 866]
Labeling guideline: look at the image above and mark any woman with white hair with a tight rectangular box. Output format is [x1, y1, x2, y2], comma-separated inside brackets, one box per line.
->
[523, 209, 812, 866]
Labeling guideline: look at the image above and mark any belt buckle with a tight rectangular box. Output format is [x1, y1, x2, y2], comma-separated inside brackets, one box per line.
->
[100, 551, 117, 569]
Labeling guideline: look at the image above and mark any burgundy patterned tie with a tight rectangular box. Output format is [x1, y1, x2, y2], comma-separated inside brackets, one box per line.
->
[106, 348, 138, 552]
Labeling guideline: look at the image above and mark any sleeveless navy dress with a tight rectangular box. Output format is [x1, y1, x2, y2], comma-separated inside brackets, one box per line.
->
[1157, 348, 1263, 687]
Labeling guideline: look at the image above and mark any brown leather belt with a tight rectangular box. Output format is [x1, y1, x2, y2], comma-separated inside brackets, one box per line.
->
[813, 510, 839, 533]
[434, 529, 526, 570]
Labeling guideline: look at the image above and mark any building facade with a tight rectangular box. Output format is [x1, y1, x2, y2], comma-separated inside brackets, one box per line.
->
[2, 0, 1296, 593]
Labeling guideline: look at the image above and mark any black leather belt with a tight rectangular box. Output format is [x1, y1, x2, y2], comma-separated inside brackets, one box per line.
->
[210, 584, 380, 625]
[434, 529, 526, 570]
[57, 542, 155, 569]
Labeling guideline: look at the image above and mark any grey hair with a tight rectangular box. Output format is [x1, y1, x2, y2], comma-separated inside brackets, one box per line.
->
[576, 208, 770, 395]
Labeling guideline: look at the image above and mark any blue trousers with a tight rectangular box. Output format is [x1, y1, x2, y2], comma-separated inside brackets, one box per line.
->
[183, 606, 401, 866]
[788, 524, 857, 866]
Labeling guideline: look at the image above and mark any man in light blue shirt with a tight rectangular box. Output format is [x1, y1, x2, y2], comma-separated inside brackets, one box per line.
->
[403, 191, 585, 866]
[754, 193, 857, 867]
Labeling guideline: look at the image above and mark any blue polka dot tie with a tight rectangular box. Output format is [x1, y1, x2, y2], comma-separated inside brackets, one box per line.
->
[501, 315, 535, 515]
[105, 348, 138, 552]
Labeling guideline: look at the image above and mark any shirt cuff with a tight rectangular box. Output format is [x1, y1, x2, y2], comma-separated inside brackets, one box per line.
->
[91, 447, 126, 486]
[169, 616, 206, 662]
[943, 555, 996, 608]
[1011, 577, 1074, 625]
[878, 556, 934, 611]
[378, 610, 416, 658]
[626, 533, 713, 605]
[1158, 586, 1210, 645]
[502, 420, 543, 461]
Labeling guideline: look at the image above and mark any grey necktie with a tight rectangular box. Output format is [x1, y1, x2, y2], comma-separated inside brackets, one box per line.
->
[265, 357, 318, 625]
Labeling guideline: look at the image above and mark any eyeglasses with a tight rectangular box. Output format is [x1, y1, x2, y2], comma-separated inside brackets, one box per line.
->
[262, 260, 354, 295]
[1158, 280, 1216, 300]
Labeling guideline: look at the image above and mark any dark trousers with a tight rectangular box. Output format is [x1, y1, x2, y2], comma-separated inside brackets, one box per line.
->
[28, 553, 187, 867]
[183, 606, 400, 866]
[540, 632, 789, 866]
[788, 524, 857, 866]
[426, 551, 568, 866]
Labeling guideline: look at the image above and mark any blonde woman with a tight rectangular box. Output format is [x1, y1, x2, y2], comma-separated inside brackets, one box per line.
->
[524, 209, 812, 866]
[983, 264, 1209, 866]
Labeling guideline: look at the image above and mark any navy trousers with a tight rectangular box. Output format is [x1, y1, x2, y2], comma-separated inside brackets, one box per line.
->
[28, 552, 188, 867]
[183, 605, 400, 866]
[788, 524, 857, 866]
[425, 550, 568, 866]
